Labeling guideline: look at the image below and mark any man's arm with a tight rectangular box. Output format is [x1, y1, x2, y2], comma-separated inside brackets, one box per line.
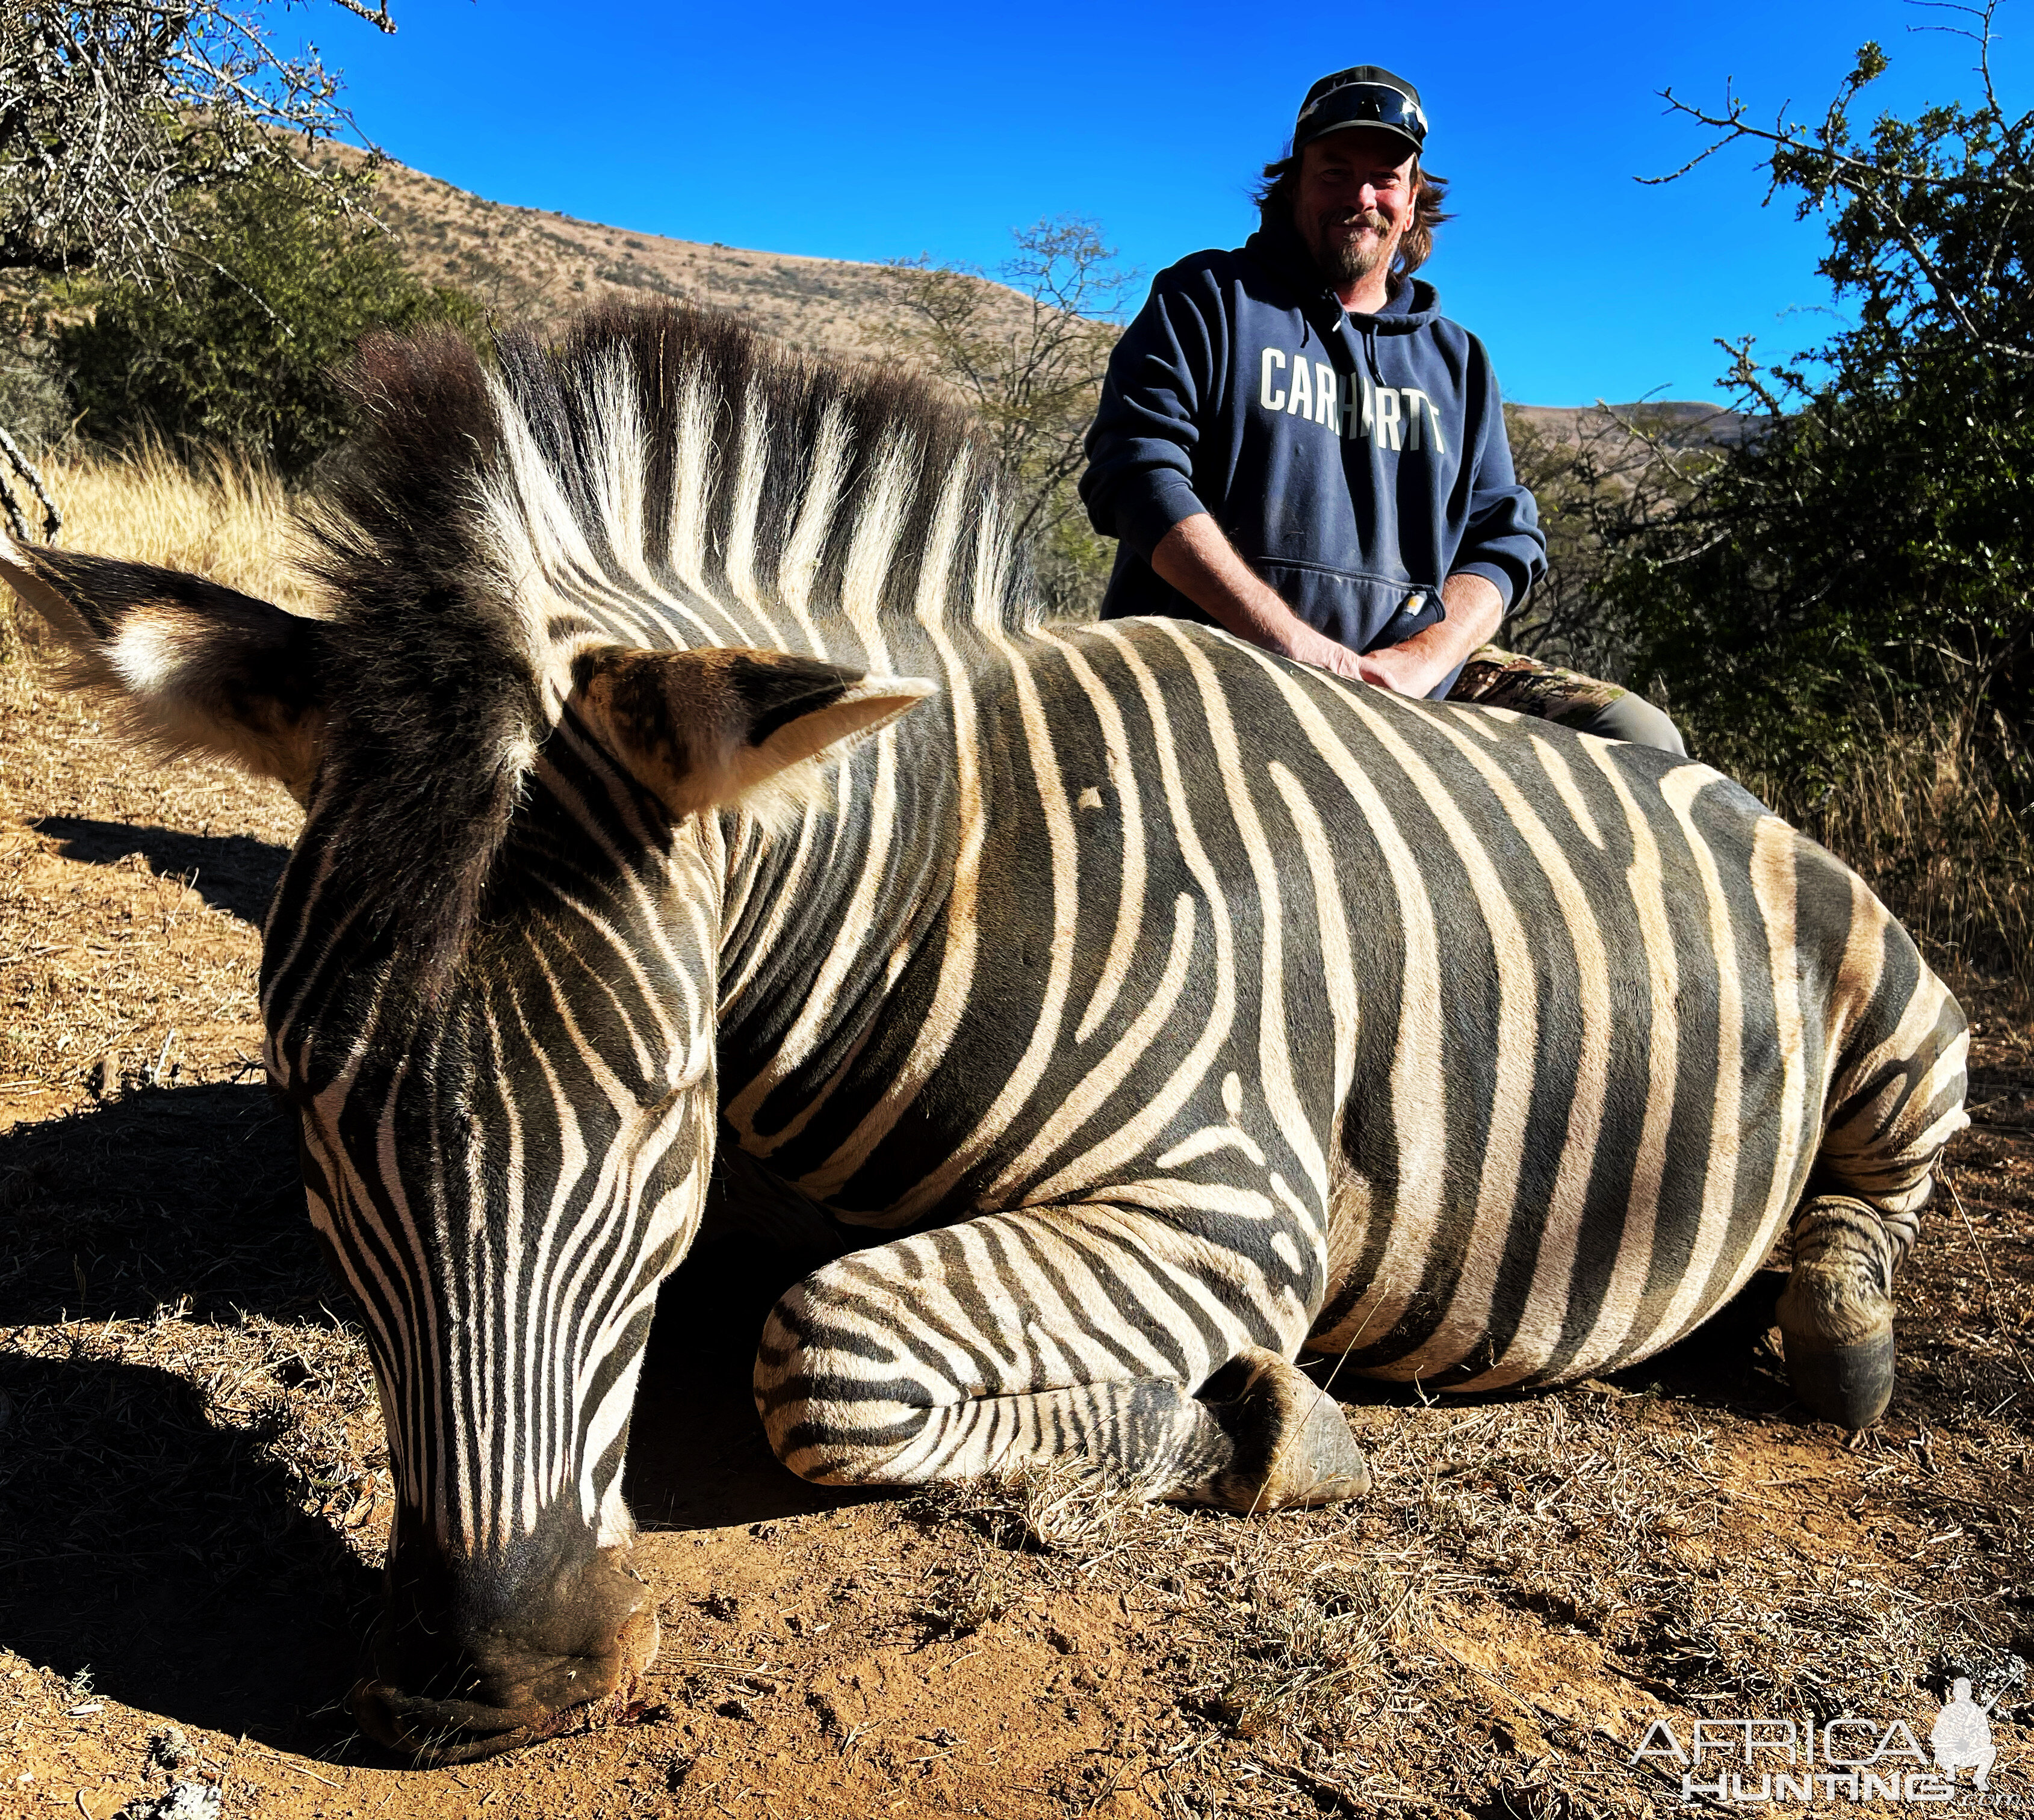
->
[1149, 513, 1364, 678]
[1150, 515, 1503, 694]
[1356, 571, 1504, 698]
[1448, 339, 1548, 630]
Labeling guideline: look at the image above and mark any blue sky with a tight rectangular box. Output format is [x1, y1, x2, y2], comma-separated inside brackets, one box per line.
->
[319, 0, 2027, 406]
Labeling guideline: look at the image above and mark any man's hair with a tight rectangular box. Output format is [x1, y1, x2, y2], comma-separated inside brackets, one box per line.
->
[1253, 147, 1451, 283]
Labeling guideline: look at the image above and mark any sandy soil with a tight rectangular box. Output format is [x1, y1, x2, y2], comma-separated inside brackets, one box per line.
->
[2, 610, 2031, 1819]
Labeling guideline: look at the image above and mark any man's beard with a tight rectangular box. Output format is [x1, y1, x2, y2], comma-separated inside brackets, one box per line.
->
[1308, 208, 1398, 287]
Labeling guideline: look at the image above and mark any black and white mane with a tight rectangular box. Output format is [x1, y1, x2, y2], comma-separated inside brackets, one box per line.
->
[301, 303, 1039, 967]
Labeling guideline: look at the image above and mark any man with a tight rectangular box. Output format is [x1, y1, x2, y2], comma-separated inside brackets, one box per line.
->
[1079, 64, 1684, 754]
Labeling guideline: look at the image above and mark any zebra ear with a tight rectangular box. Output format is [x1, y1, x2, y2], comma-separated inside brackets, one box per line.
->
[570, 644, 937, 817]
[0, 535, 327, 800]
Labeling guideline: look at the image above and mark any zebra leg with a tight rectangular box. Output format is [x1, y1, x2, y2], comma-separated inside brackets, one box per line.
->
[1780, 947, 1965, 1429]
[751, 1215, 1369, 1514]
[1775, 1193, 1919, 1429]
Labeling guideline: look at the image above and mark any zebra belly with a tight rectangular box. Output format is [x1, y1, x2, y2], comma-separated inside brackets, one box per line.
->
[1306, 1142, 1811, 1391]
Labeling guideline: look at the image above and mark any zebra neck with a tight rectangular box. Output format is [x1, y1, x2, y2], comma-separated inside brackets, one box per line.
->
[712, 690, 969, 1133]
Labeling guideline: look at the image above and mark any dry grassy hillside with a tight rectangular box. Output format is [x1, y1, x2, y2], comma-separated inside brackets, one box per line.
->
[341, 147, 933, 359]
[347, 149, 1738, 448]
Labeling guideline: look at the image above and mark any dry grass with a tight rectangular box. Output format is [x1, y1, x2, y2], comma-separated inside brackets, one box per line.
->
[28, 437, 319, 615]
[1743, 711, 2034, 1009]
[1, 1299, 388, 1579]
[0, 442, 307, 1127]
[884, 1351, 2034, 1818]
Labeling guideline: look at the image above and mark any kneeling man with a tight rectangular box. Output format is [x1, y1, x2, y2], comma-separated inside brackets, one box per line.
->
[1079, 63, 1684, 753]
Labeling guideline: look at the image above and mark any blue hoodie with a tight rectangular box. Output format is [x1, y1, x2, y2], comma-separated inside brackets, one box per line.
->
[1079, 209, 1545, 699]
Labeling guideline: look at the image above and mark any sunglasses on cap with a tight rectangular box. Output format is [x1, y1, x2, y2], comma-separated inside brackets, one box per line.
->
[1295, 77, 1428, 153]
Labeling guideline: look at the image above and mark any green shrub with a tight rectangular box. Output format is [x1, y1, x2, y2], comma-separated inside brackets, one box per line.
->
[58, 175, 477, 480]
[1609, 42, 2033, 809]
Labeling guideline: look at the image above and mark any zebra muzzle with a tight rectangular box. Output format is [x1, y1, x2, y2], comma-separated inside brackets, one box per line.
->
[350, 1602, 661, 1765]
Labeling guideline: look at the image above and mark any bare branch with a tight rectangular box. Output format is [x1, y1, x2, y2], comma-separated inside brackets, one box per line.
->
[1651, 87, 2009, 195]
[0, 426, 59, 539]
[1646, 15, 2034, 376]
[872, 217, 1135, 610]
[0, 469, 27, 542]
[0, 3, 394, 285]
[326, 0, 397, 29]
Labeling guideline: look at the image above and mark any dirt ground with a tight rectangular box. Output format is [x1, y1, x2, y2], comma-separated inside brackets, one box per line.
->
[2, 614, 2032, 1819]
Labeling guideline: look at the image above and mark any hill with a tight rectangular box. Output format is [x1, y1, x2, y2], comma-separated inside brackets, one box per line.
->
[358, 151, 925, 361]
[1508, 399, 1750, 449]
[358, 153, 1744, 444]
[0, 147, 1744, 463]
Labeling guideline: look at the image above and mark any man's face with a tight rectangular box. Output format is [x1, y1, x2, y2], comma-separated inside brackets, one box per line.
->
[1295, 128, 1417, 291]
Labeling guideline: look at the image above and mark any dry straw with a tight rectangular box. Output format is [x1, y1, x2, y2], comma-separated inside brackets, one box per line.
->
[1741, 710, 2032, 1010]
[26, 436, 320, 614]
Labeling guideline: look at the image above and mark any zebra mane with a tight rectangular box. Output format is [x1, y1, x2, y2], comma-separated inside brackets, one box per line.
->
[300, 302, 1039, 979]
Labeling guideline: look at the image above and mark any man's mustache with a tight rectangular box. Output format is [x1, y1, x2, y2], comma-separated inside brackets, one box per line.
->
[1318, 208, 1392, 238]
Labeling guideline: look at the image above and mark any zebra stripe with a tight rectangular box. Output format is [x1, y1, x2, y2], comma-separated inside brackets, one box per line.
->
[18, 306, 1956, 1729]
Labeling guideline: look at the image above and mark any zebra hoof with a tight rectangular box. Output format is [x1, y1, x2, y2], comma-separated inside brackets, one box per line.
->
[1204, 1348, 1371, 1511]
[1276, 1385, 1372, 1508]
[1782, 1325, 1896, 1429]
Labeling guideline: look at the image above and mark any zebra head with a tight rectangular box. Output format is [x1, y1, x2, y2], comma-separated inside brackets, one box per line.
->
[0, 379, 937, 1759]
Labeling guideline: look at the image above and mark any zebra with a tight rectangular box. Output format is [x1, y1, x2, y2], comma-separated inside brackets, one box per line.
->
[0, 304, 1968, 1763]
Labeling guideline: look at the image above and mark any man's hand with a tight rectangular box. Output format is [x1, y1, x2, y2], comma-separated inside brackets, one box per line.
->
[1149, 515, 1365, 676]
[1354, 571, 1505, 698]
[1148, 515, 1505, 696]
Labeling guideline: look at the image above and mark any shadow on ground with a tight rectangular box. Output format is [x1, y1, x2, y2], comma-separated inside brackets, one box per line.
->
[0, 1349, 376, 1747]
[0, 1083, 374, 1747]
[0, 1082, 318, 1326]
[34, 816, 288, 926]
[626, 1233, 889, 1532]
[1607, 1266, 1792, 1404]
[1306, 1266, 1796, 1426]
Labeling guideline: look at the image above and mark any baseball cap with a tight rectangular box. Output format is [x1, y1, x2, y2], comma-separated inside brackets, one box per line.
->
[1293, 66, 1428, 157]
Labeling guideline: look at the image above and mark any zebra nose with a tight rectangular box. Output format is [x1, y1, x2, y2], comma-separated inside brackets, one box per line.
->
[349, 1541, 659, 1763]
